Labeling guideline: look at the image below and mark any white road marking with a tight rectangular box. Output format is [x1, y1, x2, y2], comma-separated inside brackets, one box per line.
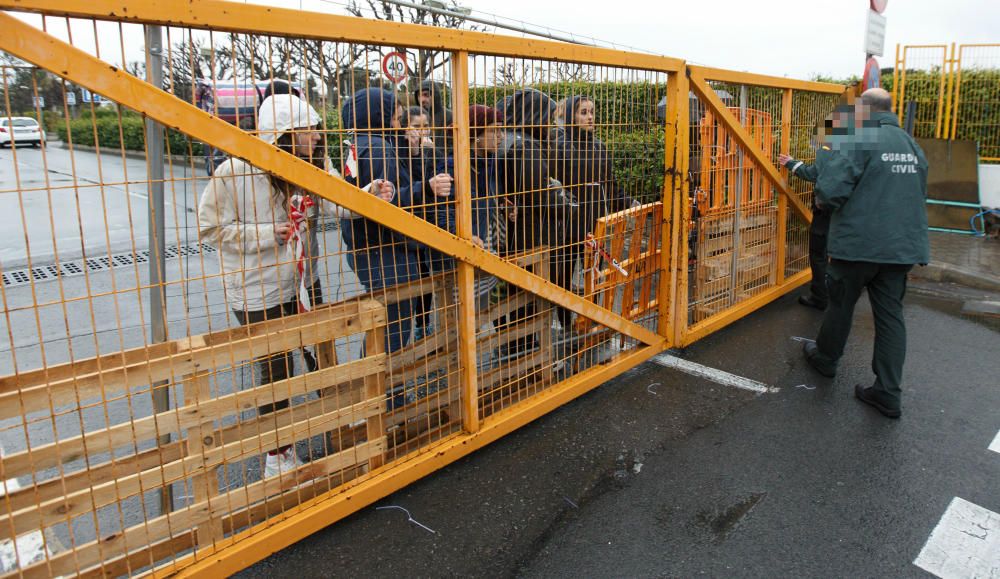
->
[989, 430, 1000, 454]
[650, 354, 779, 394]
[914, 497, 1000, 579]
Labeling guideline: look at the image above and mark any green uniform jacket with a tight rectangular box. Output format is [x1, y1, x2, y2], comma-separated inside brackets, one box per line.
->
[814, 111, 930, 265]
[783, 147, 840, 207]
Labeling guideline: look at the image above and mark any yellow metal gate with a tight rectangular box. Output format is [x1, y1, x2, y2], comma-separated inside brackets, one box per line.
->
[893, 42, 1000, 162]
[0, 2, 847, 576]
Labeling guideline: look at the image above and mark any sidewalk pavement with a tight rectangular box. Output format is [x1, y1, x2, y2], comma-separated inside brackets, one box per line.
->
[911, 231, 1000, 292]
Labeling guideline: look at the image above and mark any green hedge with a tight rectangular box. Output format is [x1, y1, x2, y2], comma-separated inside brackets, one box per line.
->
[469, 81, 667, 202]
[53, 112, 204, 156]
[882, 68, 1000, 158]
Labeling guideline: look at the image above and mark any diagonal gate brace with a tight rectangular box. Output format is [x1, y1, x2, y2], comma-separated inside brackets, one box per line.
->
[688, 70, 813, 224]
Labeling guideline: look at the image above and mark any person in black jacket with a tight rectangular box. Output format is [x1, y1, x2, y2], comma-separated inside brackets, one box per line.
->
[495, 89, 564, 256]
[550, 95, 637, 328]
[494, 89, 565, 357]
[397, 105, 453, 339]
[340, 88, 423, 355]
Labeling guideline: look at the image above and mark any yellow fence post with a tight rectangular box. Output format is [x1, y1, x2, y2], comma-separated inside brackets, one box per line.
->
[658, 71, 677, 343]
[892, 43, 901, 116]
[899, 46, 909, 126]
[950, 44, 963, 140]
[934, 46, 949, 139]
[942, 42, 956, 141]
[671, 70, 691, 346]
[776, 88, 792, 284]
[450, 50, 479, 434]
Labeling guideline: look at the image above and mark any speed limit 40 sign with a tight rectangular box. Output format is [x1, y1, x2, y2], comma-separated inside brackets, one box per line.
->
[382, 51, 409, 84]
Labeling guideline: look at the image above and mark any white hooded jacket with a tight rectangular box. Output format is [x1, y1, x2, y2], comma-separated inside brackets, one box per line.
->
[198, 93, 355, 312]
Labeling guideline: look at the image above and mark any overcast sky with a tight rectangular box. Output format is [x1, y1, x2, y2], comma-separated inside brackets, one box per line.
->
[279, 0, 1000, 79]
[8, 0, 1000, 81]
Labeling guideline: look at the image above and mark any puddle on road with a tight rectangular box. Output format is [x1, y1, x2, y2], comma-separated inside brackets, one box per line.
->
[908, 286, 1000, 332]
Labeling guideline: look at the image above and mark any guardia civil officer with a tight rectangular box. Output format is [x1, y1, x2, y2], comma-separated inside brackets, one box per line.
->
[778, 105, 854, 310]
[802, 88, 929, 419]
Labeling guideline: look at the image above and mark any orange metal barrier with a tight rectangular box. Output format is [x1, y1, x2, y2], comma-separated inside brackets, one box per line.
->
[0, 2, 847, 576]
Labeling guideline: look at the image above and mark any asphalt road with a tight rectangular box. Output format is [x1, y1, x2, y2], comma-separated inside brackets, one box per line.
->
[241, 280, 1000, 578]
[0, 143, 204, 268]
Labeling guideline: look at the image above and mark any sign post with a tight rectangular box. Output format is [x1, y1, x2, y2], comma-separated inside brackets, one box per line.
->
[862, 0, 887, 92]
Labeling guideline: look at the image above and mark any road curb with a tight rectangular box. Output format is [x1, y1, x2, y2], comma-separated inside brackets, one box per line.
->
[55, 141, 197, 165]
[911, 262, 1000, 293]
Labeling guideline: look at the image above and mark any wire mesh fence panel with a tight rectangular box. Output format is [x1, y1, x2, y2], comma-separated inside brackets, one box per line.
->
[952, 44, 1000, 162]
[683, 71, 844, 335]
[0, 15, 471, 576]
[894, 45, 950, 140]
[463, 55, 667, 415]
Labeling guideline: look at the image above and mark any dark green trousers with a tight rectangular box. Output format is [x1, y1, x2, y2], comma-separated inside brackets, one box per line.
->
[812, 259, 913, 409]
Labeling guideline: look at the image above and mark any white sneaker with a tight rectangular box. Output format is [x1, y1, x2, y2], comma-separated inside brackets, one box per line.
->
[263, 447, 304, 478]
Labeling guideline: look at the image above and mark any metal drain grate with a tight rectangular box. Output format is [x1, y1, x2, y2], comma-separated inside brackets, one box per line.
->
[2, 243, 217, 288]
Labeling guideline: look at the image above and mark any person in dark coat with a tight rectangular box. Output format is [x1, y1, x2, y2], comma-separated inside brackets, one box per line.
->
[340, 88, 424, 354]
[550, 95, 638, 328]
[495, 88, 565, 256]
[493, 89, 566, 356]
[397, 105, 453, 339]
[800, 88, 930, 419]
[414, 80, 454, 151]
[778, 104, 854, 311]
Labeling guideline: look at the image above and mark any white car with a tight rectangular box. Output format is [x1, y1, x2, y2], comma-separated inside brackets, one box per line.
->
[0, 117, 46, 148]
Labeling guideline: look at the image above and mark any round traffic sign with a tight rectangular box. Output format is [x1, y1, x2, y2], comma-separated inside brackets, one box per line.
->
[863, 56, 881, 90]
[870, 0, 887, 13]
[381, 51, 409, 83]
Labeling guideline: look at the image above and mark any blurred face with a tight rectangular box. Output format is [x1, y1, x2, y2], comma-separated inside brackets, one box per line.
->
[419, 89, 433, 110]
[391, 105, 403, 129]
[853, 102, 871, 126]
[290, 125, 323, 159]
[830, 109, 851, 129]
[474, 123, 502, 156]
[574, 99, 596, 132]
[405, 114, 430, 148]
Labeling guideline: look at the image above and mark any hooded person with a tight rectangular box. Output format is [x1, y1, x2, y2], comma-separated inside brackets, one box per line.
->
[549, 95, 638, 329]
[493, 89, 567, 360]
[414, 80, 454, 151]
[495, 88, 565, 256]
[198, 92, 367, 478]
[340, 88, 427, 356]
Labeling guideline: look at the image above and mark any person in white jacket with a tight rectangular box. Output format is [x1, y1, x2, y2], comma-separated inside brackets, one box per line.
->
[198, 93, 392, 477]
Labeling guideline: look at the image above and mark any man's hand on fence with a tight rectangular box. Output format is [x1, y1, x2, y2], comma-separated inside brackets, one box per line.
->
[372, 179, 396, 202]
[778, 153, 793, 166]
[429, 174, 453, 197]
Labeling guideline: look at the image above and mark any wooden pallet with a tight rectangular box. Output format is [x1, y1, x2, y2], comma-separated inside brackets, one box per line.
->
[0, 299, 388, 578]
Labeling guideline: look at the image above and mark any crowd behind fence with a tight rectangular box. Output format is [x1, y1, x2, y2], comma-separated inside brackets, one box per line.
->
[0, 3, 847, 577]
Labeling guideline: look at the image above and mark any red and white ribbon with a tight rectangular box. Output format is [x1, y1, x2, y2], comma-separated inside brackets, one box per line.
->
[342, 139, 358, 179]
[288, 194, 316, 313]
[583, 233, 628, 286]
